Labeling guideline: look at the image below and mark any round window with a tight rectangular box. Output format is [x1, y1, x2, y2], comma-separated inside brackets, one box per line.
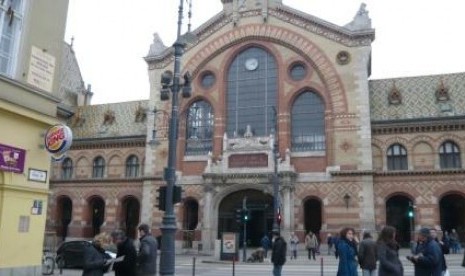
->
[200, 72, 216, 89]
[289, 63, 307, 81]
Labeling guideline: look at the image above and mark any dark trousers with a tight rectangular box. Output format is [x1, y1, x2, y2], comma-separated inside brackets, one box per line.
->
[308, 248, 316, 260]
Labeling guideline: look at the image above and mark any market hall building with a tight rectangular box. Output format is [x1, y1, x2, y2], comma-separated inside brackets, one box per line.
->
[47, 0, 465, 252]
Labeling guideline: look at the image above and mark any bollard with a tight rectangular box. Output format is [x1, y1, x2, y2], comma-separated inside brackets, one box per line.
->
[320, 257, 323, 276]
[192, 256, 196, 276]
[232, 256, 236, 276]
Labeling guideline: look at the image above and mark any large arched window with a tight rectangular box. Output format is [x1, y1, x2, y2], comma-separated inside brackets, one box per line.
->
[61, 158, 73, 179]
[387, 144, 408, 170]
[185, 100, 214, 155]
[440, 141, 462, 169]
[92, 156, 105, 178]
[226, 47, 277, 137]
[125, 155, 139, 177]
[291, 91, 325, 152]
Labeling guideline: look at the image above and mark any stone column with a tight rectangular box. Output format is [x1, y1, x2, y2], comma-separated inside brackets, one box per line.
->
[140, 180, 154, 225]
[281, 181, 293, 242]
[202, 187, 213, 252]
[354, 46, 376, 232]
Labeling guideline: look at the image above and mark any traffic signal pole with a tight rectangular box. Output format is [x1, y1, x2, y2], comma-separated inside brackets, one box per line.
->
[242, 197, 247, 262]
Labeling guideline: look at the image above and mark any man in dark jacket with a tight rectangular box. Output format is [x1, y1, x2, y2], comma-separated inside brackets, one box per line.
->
[137, 223, 158, 276]
[111, 229, 137, 276]
[271, 230, 287, 276]
[408, 227, 443, 276]
[358, 232, 377, 276]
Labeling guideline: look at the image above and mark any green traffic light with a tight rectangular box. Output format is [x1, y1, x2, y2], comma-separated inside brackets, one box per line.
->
[408, 211, 413, 217]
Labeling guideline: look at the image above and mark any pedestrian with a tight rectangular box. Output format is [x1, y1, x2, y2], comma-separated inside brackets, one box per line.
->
[442, 231, 450, 254]
[271, 230, 287, 276]
[334, 233, 341, 259]
[450, 229, 460, 254]
[305, 231, 318, 260]
[407, 227, 442, 276]
[261, 233, 271, 258]
[327, 233, 334, 255]
[336, 227, 358, 276]
[137, 223, 158, 276]
[377, 226, 403, 276]
[358, 232, 377, 276]
[430, 228, 448, 276]
[82, 232, 111, 276]
[289, 232, 299, 259]
[111, 229, 137, 276]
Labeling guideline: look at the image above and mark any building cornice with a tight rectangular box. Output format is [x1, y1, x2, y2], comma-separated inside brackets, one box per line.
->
[330, 169, 465, 177]
[50, 175, 163, 184]
[371, 116, 465, 135]
[71, 135, 146, 150]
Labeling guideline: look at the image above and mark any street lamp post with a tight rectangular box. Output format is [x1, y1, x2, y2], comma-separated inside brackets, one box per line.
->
[271, 107, 280, 234]
[159, 0, 192, 275]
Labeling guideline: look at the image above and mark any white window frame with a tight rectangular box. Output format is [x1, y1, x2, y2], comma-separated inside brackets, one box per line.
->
[0, 0, 25, 77]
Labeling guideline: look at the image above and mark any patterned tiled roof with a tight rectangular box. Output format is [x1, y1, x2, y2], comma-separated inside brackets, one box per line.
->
[58, 42, 85, 107]
[369, 72, 465, 121]
[70, 100, 148, 139]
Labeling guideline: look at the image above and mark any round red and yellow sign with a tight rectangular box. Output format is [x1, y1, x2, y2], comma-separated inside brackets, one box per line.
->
[44, 125, 73, 155]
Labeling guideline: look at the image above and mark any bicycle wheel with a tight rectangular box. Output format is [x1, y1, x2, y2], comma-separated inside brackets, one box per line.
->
[41, 256, 55, 275]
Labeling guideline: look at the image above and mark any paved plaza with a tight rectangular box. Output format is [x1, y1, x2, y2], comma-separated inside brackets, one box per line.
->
[52, 248, 464, 276]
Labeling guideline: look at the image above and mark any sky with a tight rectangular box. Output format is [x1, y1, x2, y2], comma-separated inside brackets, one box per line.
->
[65, 0, 465, 105]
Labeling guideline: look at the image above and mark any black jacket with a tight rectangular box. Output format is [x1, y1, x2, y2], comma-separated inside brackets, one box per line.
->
[82, 244, 107, 276]
[271, 236, 287, 266]
[358, 238, 377, 270]
[114, 238, 137, 276]
[137, 234, 158, 275]
[377, 241, 403, 276]
[412, 238, 443, 276]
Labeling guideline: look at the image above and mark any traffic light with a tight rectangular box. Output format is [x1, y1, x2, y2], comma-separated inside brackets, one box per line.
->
[241, 209, 250, 223]
[173, 185, 182, 204]
[277, 208, 282, 225]
[156, 185, 183, 211]
[156, 186, 167, 211]
[235, 209, 242, 224]
[407, 203, 414, 218]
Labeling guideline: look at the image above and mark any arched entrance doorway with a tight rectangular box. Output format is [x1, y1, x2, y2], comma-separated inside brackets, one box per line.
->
[56, 196, 72, 241]
[121, 196, 140, 239]
[386, 195, 413, 247]
[218, 189, 273, 247]
[183, 199, 199, 248]
[304, 198, 322, 237]
[440, 193, 465, 240]
[89, 196, 105, 236]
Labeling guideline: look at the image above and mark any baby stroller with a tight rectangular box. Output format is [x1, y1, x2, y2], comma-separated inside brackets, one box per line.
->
[247, 248, 265, 263]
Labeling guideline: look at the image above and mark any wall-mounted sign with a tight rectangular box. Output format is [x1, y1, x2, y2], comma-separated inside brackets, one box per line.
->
[44, 125, 73, 161]
[28, 168, 47, 183]
[0, 143, 26, 173]
[31, 200, 43, 215]
[27, 46, 56, 92]
[229, 153, 268, 168]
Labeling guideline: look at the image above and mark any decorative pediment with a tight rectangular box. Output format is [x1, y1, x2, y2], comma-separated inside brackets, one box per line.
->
[134, 103, 147, 122]
[103, 109, 116, 125]
[145, 4, 375, 65]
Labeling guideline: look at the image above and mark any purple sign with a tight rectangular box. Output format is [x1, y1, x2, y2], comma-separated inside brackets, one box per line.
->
[0, 143, 26, 173]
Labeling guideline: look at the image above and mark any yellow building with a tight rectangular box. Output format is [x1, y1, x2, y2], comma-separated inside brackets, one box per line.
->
[0, 0, 70, 274]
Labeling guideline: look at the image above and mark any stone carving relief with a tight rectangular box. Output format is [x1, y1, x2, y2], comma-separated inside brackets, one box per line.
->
[388, 81, 402, 105]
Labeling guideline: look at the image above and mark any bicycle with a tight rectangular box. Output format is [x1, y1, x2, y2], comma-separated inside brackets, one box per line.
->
[41, 249, 55, 275]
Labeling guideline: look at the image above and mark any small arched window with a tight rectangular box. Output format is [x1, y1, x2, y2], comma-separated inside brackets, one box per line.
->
[125, 155, 140, 177]
[439, 141, 461, 169]
[185, 100, 214, 155]
[92, 156, 105, 178]
[387, 144, 408, 170]
[291, 91, 325, 152]
[61, 158, 73, 179]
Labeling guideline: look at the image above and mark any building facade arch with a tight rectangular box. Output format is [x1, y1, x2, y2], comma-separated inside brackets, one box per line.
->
[183, 24, 347, 114]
